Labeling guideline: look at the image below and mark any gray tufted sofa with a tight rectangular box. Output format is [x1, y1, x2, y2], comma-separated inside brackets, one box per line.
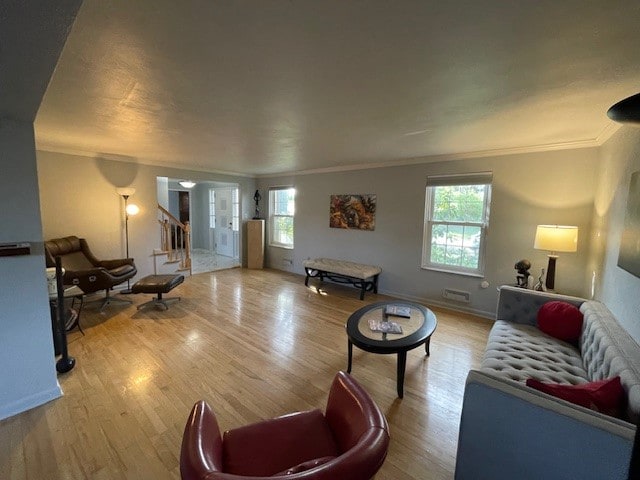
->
[455, 286, 640, 480]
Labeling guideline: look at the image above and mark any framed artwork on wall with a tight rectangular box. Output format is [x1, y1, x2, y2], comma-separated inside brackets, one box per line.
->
[329, 194, 376, 230]
[618, 170, 640, 278]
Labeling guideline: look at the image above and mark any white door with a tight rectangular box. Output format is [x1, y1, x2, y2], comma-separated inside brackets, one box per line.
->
[215, 188, 234, 257]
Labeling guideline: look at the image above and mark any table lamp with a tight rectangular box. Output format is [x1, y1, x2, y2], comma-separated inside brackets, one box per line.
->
[534, 225, 578, 291]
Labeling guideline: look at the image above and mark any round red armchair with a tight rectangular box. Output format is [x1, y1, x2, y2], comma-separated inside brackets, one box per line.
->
[180, 371, 390, 479]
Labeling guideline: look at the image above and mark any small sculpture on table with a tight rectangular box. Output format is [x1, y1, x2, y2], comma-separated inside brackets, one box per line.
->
[533, 268, 546, 291]
[514, 259, 531, 288]
[253, 190, 262, 219]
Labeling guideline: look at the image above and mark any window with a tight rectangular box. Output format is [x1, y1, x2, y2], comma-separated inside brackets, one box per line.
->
[269, 187, 295, 248]
[208, 189, 216, 228]
[422, 172, 492, 276]
[232, 188, 239, 232]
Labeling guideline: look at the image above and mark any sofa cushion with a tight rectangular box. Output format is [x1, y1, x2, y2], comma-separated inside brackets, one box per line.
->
[580, 301, 640, 422]
[222, 409, 339, 477]
[537, 301, 583, 343]
[526, 377, 626, 417]
[482, 321, 589, 384]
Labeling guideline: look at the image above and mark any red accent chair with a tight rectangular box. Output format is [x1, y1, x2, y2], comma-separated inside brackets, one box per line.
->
[180, 371, 390, 480]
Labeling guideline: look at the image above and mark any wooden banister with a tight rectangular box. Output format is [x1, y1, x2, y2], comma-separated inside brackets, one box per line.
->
[157, 203, 192, 274]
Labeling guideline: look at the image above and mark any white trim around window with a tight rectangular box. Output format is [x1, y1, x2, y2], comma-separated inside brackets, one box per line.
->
[421, 172, 492, 276]
[268, 186, 295, 249]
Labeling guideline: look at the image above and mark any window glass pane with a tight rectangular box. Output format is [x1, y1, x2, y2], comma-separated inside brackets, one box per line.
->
[232, 188, 239, 231]
[273, 189, 295, 215]
[273, 216, 293, 245]
[432, 185, 485, 222]
[209, 189, 215, 229]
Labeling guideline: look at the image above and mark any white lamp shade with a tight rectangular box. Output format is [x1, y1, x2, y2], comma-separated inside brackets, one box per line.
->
[534, 225, 578, 252]
[126, 203, 140, 216]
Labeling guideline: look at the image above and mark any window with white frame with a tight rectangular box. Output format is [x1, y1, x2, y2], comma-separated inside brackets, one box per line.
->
[208, 189, 216, 229]
[269, 187, 295, 248]
[422, 172, 492, 276]
[232, 188, 239, 232]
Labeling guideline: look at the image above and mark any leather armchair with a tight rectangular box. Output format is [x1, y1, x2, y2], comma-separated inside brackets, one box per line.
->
[44, 236, 137, 310]
[180, 371, 390, 480]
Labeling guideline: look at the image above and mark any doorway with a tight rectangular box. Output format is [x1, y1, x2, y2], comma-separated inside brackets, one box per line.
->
[157, 178, 240, 275]
[194, 185, 240, 273]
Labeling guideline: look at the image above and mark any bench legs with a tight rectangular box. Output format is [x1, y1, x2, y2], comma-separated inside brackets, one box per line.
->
[304, 269, 378, 300]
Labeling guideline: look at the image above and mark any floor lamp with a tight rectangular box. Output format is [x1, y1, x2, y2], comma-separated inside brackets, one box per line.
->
[116, 187, 139, 294]
[533, 225, 578, 292]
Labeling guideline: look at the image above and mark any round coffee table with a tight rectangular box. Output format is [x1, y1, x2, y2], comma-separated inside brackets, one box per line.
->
[346, 301, 437, 398]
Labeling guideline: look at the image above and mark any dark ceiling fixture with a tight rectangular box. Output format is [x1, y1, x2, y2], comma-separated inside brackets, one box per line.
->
[607, 92, 640, 125]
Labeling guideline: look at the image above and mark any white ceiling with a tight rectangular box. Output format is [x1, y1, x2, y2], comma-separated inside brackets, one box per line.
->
[32, 0, 640, 176]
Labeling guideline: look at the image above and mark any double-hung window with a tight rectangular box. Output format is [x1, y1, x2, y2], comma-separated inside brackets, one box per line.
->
[422, 172, 492, 276]
[269, 187, 295, 248]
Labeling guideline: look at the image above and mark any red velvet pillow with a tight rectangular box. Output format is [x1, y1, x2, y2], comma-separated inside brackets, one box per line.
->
[537, 301, 583, 342]
[526, 377, 626, 417]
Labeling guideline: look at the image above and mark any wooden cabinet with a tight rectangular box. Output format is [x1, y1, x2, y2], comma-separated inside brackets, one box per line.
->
[247, 220, 265, 269]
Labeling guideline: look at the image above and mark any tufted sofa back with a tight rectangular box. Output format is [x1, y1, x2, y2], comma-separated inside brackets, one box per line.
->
[580, 301, 640, 422]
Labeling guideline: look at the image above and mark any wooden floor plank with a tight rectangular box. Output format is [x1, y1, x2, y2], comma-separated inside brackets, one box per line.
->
[0, 268, 491, 479]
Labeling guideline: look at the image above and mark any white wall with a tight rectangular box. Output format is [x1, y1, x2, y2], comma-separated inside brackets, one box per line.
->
[37, 150, 256, 274]
[258, 148, 599, 317]
[593, 127, 640, 342]
[0, 120, 62, 420]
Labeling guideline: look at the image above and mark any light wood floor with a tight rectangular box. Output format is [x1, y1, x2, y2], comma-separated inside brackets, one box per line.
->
[0, 269, 492, 480]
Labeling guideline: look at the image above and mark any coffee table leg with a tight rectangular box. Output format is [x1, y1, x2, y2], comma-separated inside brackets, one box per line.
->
[347, 340, 353, 373]
[425, 337, 431, 356]
[397, 351, 407, 398]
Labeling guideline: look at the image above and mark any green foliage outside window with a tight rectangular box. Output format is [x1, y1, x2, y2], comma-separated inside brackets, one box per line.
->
[270, 187, 295, 248]
[428, 185, 488, 270]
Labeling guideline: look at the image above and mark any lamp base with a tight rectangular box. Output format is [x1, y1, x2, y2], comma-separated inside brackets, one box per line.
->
[545, 255, 558, 291]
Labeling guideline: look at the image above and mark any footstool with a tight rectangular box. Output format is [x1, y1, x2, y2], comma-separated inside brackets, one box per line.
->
[131, 274, 184, 310]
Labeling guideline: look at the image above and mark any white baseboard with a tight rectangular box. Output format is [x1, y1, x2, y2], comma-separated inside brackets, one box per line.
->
[0, 383, 63, 421]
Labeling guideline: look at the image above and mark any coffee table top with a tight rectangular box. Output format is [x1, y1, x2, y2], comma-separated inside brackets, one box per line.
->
[346, 301, 437, 353]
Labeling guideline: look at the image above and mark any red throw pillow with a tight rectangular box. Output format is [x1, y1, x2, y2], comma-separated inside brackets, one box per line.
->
[537, 301, 583, 342]
[526, 377, 626, 417]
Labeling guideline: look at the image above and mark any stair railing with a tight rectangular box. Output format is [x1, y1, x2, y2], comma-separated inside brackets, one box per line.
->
[157, 204, 192, 273]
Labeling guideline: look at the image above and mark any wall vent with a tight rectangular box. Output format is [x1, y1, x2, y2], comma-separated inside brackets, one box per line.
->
[442, 288, 470, 303]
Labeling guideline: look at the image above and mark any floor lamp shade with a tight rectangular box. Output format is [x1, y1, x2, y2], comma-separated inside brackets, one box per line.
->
[534, 225, 578, 291]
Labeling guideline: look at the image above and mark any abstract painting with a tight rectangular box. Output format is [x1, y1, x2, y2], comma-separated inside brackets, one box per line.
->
[329, 194, 376, 230]
[618, 170, 640, 278]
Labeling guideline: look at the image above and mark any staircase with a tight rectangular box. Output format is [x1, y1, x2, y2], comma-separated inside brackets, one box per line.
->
[155, 204, 192, 276]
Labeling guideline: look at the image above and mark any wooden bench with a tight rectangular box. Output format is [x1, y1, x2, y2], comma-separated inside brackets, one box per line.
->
[303, 258, 381, 300]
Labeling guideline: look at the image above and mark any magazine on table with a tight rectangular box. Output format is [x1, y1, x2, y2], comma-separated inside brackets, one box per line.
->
[384, 304, 411, 318]
[368, 318, 403, 334]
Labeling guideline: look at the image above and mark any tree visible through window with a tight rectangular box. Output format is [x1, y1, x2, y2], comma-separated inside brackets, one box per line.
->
[269, 187, 295, 248]
[422, 173, 492, 275]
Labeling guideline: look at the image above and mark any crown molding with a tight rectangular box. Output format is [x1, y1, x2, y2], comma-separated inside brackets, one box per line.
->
[257, 136, 606, 178]
[35, 145, 256, 178]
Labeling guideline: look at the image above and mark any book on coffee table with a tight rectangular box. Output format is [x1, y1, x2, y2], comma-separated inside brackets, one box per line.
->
[384, 305, 411, 318]
[368, 318, 403, 334]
